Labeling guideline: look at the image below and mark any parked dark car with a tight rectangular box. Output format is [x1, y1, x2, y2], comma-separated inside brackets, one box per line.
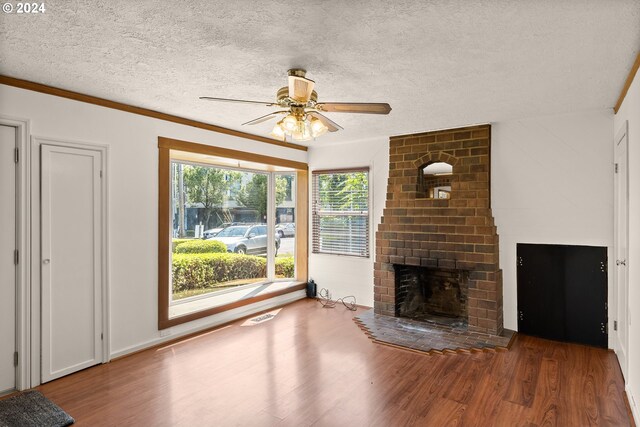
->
[209, 224, 280, 256]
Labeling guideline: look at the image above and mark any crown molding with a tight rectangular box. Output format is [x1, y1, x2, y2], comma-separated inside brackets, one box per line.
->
[0, 75, 307, 151]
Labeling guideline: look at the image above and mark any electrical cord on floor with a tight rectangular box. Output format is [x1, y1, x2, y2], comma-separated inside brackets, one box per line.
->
[316, 288, 357, 311]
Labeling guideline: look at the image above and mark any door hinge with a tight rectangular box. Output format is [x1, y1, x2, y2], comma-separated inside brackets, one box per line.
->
[519, 311, 524, 321]
[14, 249, 18, 265]
[99, 170, 103, 178]
[600, 261, 606, 273]
[614, 320, 618, 331]
[101, 332, 103, 340]
[601, 322, 607, 334]
[14, 147, 19, 163]
[615, 163, 619, 173]
[13, 351, 18, 366]
[517, 256, 523, 267]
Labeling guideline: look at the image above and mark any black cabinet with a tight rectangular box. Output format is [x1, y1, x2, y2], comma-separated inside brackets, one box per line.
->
[517, 244, 607, 348]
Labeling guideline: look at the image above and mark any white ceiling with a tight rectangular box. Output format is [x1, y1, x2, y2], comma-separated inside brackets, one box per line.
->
[1, 1, 639, 146]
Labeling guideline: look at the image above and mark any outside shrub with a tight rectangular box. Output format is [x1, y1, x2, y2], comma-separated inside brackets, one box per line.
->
[172, 253, 266, 292]
[175, 239, 227, 254]
[172, 238, 192, 252]
[275, 256, 294, 278]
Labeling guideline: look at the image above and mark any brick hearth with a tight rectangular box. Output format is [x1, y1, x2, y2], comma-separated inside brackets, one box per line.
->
[354, 310, 514, 355]
[374, 124, 504, 335]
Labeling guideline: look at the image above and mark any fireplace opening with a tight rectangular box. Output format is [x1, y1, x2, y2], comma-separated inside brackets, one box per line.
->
[394, 265, 469, 328]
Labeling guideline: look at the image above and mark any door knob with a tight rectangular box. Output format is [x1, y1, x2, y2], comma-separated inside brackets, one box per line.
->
[43, 259, 50, 265]
[616, 260, 626, 266]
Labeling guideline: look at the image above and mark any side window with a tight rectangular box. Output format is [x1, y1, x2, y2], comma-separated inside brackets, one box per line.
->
[312, 168, 370, 257]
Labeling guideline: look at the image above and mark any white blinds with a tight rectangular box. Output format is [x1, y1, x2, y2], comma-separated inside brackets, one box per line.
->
[312, 168, 370, 257]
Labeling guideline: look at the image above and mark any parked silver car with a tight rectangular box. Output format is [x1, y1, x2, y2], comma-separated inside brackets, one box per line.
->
[209, 224, 280, 256]
[275, 222, 295, 238]
[203, 222, 238, 239]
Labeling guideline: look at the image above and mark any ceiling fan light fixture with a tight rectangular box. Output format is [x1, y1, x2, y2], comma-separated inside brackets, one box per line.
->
[292, 126, 312, 141]
[271, 114, 318, 142]
[281, 114, 298, 132]
[310, 117, 328, 138]
[270, 122, 286, 139]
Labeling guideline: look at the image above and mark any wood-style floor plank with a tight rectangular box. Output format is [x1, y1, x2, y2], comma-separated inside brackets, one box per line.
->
[29, 299, 633, 427]
[505, 344, 543, 407]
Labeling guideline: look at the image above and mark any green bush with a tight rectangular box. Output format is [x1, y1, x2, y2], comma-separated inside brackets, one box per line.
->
[172, 253, 266, 292]
[275, 256, 294, 278]
[172, 238, 192, 252]
[175, 239, 227, 254]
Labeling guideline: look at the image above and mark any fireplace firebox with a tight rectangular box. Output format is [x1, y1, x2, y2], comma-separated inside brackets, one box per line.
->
[395, 265, 469, 327]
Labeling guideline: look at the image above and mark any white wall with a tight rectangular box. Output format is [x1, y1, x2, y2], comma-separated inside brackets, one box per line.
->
[614, 69, 640, 419]
[308, 112, 615, 326]
[307, 137, 389, 307]
[0, 84, 307, 362]
[492, 110, 614, 332]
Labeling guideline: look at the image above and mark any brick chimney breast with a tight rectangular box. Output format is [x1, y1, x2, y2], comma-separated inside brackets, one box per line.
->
[374, 124, 503, 335]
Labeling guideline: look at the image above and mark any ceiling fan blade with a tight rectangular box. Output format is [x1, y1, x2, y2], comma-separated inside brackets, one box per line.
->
[288, 76, 315, 103]
[200, 96, 275, 106]
[315, 102, 392, 114]
[308, 111, 343, 132]
[241, 111, 288, 126]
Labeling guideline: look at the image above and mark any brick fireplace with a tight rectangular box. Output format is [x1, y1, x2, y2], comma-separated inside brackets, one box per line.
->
[373, 124, 503, 335]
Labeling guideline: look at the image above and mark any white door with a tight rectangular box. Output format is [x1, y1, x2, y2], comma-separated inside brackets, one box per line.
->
[0, 125, 16, 393]
[41, 144, 103, 383]
[614, 122, 629, 380]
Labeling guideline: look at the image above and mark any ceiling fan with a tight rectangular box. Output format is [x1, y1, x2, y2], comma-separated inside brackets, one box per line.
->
[200, 69, 392, 142]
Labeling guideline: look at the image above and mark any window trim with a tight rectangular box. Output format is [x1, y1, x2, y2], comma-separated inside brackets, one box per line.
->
[311, 167, 370, 258]
[158, 137, 308, 329]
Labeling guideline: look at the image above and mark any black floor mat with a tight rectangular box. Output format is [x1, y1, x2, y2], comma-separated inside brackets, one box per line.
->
[0, 391, 74, 427]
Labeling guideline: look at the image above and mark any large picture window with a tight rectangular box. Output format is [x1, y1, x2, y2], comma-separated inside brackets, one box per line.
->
[171, 163, 271, 301]
[158, 137, 308, 329]
[312, 168, 370, 257]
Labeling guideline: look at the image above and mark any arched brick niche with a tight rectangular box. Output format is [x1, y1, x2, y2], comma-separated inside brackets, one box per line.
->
[374, 124, 503, 335]
[414, 152, 458, 199]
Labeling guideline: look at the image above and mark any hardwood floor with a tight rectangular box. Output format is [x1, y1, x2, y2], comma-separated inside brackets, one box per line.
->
[35, 299, 632, 426]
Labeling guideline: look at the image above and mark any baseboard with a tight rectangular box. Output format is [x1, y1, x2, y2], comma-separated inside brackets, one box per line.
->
[109, 290, 305, 360]
[627, 386, 638, 425]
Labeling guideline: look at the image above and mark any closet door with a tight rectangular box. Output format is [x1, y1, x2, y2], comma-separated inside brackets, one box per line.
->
[0, 125, 17, 393]
[41, 144, 103, 382]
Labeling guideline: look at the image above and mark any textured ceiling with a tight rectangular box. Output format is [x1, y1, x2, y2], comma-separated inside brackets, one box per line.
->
[1, 0, 639, 145]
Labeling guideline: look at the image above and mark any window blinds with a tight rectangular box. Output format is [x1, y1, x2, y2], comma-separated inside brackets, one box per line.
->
[312, 168, 370, 257]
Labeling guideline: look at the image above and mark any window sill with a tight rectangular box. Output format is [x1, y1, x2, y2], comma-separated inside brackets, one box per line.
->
[310, 252, 371, 259]
[160, 281, 306, 329]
